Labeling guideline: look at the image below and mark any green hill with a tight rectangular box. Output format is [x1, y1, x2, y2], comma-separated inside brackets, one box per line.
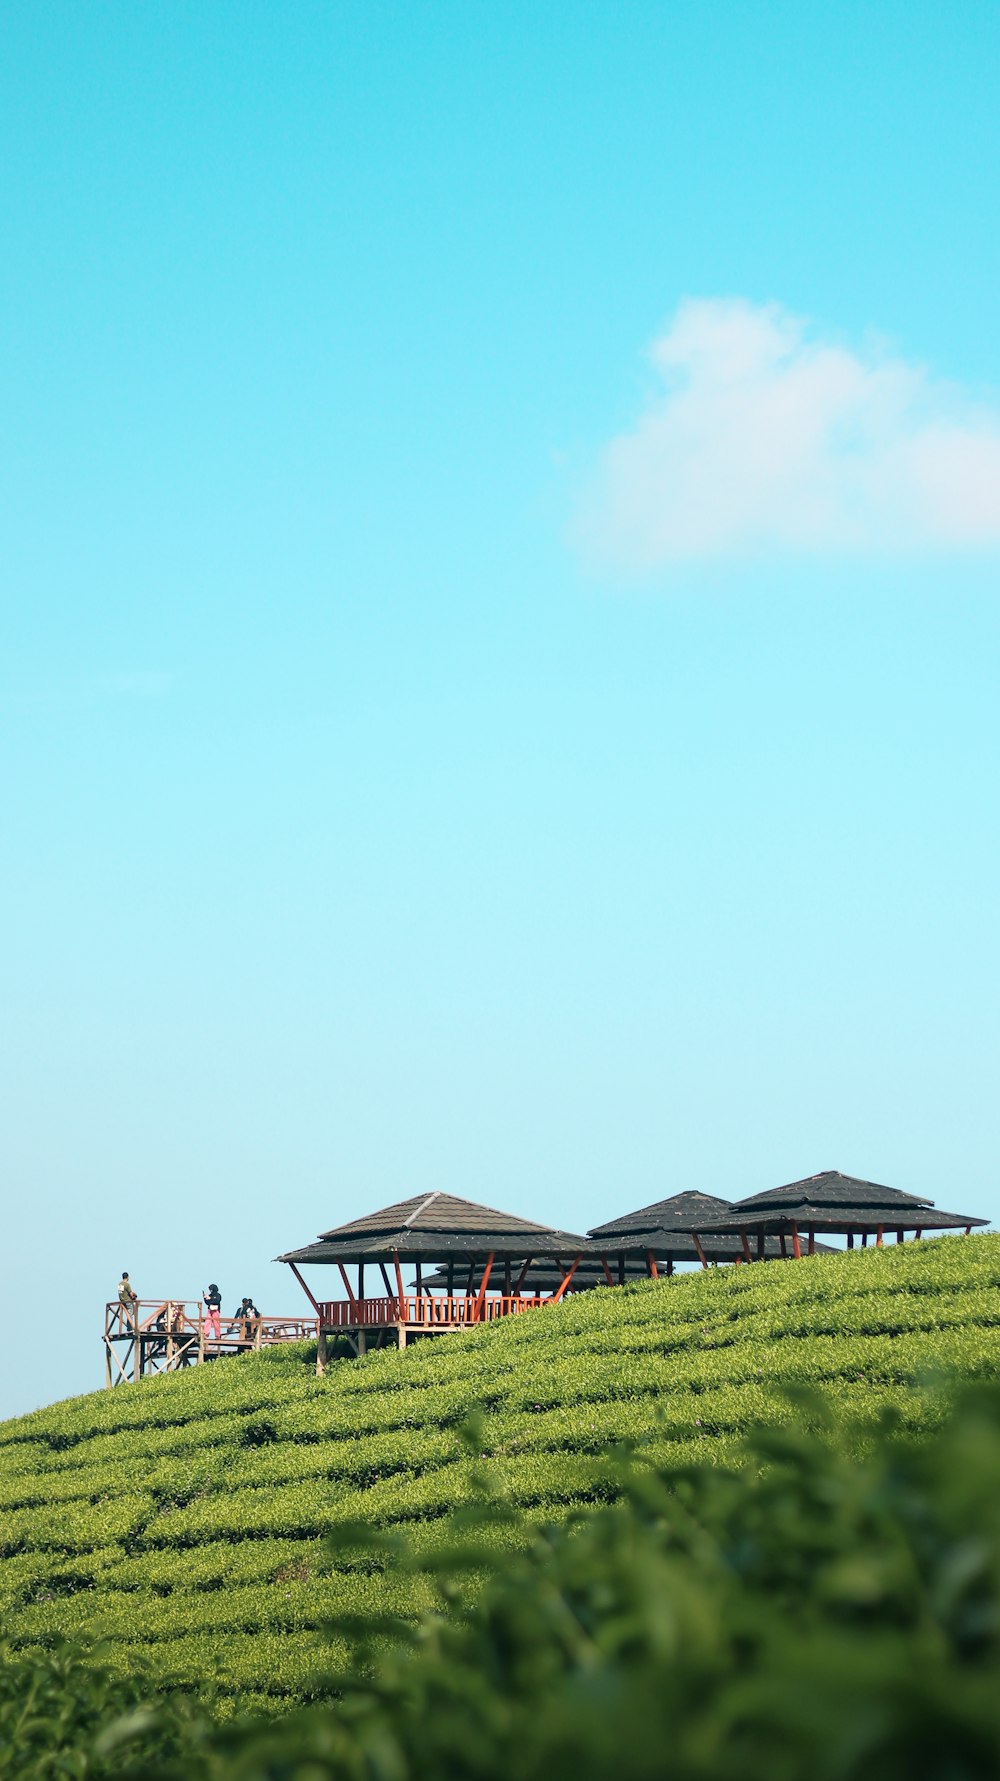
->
[2, 1236, 1000, 1714]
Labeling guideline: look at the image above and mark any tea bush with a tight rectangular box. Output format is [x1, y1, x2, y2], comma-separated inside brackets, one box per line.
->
[3, 1236, 1000, 1702]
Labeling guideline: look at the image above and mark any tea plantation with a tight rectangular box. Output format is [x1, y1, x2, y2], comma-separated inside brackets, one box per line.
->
[3, 1236, 1000, 1715]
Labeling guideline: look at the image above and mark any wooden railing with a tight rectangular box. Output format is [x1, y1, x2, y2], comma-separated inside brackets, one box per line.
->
[104, 1300, 318, 1352]
[318, 1294, 547, 1329]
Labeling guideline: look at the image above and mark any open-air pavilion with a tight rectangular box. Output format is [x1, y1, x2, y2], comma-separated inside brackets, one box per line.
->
[690, 1170, 988, 1261]
[278, 1190, 588, 1362]
[586, 1190, 820, 1277]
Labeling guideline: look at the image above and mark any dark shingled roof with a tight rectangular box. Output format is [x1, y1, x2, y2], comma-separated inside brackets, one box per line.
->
[588, 1191, 734, 1240]
[687, 1169, 988, 1235]
[696, 1203, 987, 1236]
[278, 1191, 589, 1264]
[733, 1171, 934, 1212]
[318, 1191, 565, 1241]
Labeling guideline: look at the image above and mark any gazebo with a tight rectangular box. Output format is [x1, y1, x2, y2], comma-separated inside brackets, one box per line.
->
[587, 1191, 809, 1277]
[278, 1191, 588, 1362]
[690, 1170, 988, 1261]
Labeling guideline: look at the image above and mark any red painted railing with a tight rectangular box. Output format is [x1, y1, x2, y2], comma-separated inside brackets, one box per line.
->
[318, 1294, 547, 1329]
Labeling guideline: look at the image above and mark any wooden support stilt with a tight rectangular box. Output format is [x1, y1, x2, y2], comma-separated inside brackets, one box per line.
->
[600, 1254, 615, 1287]
[915, 1229, 922, 1240]
[740, 1229, 752, 1264]
[807, 1229, 815, 1256]
[358, 1263, 365, 1299]
[666, 1254, 674, 1277]
[618, 1254, 625, 1285]
[336, 1262, 357, 1308]
[790, 1222, 802, 1260]
[756, 1232, 765, 1261]
[861, 1231, 868, 1247]
[779, 1234, 787, 1257]
[393, 1251, 405, 1308]
[896, 1229, 904, 1244]
[691, 1231, 708, 1269]
[875, 1225, 884, 1248]
[847, 1231, 854, 1249]
[647, 1250, 659, 1281]
[379, 1262, 394, 1297]
[316, 1329, 328, 1377]
[513, 1257, 534, 1293]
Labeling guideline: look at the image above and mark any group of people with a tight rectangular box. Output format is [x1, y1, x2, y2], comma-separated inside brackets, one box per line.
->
[116, 1273, 261, 1344]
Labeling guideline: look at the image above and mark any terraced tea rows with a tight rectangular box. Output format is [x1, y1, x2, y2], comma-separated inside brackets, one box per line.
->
[1, 1235, 999, 1707]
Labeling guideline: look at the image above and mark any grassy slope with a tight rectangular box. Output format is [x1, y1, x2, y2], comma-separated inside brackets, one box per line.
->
[2, 1236, 1000, 1711]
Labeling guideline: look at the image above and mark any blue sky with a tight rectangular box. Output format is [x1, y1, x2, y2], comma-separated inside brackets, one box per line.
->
[2, 2, 999, 1416]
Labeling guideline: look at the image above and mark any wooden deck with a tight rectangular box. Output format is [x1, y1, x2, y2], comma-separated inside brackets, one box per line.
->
[315, 1291, 556, 1360]
[103, 1300, 318, 1386]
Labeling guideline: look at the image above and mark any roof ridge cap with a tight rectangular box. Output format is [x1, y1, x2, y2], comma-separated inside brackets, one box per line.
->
[402, 1191, 442, 1228]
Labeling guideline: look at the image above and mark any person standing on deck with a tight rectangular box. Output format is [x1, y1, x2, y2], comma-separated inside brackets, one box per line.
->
[233, 1296, 261, 1343]
[117, 1272, 138, 1328]
[203, 1283, 222, 1343]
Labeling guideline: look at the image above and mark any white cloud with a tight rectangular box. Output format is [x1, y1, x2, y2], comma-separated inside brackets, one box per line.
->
[575, 299, 1000, 568]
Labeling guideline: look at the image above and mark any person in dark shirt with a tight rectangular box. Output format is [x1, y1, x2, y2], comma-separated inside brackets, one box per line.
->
[234, 1296, 261, 1343]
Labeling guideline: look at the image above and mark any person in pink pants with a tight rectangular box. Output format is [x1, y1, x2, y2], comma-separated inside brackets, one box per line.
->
[203, 1283, 222, 1342]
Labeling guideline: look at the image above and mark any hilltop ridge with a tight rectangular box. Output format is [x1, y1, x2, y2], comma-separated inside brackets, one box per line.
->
[2, 1236, 999, 1712]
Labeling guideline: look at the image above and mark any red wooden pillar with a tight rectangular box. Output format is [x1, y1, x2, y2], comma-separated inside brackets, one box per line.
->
[288, 1262, 322, 1316]
[647, 1250, 659, 1280]
[550, 1256, 582, 1303]
[691, 1232, 709, 1269]
[875, 1226, 884, 1248]
[474, 1253, 495, 1321]
[790, 1222, 802, 1260]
